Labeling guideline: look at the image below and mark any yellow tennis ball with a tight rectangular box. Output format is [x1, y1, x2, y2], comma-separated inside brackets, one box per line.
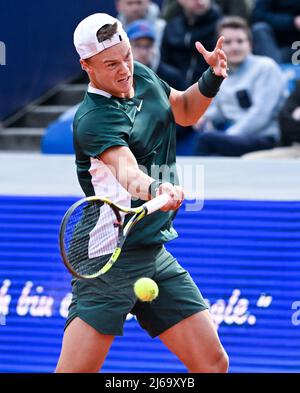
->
[134, 278, 159, 302]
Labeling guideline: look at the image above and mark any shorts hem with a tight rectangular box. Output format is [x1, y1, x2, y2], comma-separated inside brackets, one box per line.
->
[64, 312, 124, 337]
[149, 305, 209, 339]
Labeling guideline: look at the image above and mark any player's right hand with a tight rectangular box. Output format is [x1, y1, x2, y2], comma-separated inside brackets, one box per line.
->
[156, 182, 184, 211]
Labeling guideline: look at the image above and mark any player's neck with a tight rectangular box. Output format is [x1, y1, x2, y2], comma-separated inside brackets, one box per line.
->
[116, 86, 135, 99]
[90, 82, 135, 99]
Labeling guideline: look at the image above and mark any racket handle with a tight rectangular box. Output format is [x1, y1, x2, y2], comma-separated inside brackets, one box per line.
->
[143, 193, 170, 215]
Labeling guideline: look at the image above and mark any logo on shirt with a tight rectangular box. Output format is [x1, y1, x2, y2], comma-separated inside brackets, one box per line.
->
[136, 99, 143, 112]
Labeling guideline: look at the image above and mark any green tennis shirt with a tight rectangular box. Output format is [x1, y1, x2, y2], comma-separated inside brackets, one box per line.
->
[73, 61, 179, 249]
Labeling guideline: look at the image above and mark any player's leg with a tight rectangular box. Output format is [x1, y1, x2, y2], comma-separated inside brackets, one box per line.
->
[159, 310, 229, 373]
[132, 247, 228, 373]
[56, 255, 141, 373]
[55, 317, 114, 373]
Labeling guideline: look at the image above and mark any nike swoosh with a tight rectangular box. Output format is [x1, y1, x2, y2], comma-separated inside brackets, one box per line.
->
[136, 99, 143, 112]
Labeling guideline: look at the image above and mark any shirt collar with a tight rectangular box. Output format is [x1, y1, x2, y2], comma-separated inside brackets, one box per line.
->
[88, 84, 112, 98]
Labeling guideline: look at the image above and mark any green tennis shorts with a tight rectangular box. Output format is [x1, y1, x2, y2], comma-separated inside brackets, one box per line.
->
[65, 245, 208, 338]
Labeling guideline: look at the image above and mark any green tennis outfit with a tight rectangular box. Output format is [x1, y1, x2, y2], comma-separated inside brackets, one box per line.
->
[66, 61, 208, 337]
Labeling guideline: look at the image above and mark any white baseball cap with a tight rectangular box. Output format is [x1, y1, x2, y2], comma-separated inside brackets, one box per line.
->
[73, 13, 129, 59]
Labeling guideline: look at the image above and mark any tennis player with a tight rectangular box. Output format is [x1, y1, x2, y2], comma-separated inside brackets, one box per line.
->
[55, 13, 229, 373]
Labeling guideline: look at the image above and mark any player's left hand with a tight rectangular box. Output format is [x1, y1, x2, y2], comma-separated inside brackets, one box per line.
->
[195, 36, 228, 78]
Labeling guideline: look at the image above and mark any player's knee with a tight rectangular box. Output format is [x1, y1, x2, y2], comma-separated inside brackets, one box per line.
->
[188, 349, 229, 373]
[213, 350, 229, 373]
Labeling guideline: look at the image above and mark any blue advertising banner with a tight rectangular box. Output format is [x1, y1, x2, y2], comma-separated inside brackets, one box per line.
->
[0, 196, 300, 372]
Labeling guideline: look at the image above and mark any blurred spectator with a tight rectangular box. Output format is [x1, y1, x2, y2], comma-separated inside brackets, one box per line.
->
[126, 19, 187, 90]
[251, 0, 300, 64]
[162, 0, 254, 21]
[126, 19, 189, 139]
[243, 80, 300, 159]
[116, 0, 166, 47]
[161, 0, 222, 84]
[161, 0, 182, 20]
[216, 0, 254, 20]
[194, 16, 285, 157]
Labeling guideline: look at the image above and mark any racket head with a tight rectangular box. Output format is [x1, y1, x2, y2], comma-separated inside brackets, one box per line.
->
[59, 197, 123, 279]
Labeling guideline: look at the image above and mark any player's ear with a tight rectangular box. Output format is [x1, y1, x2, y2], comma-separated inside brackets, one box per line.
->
[80, 59, 90, 73]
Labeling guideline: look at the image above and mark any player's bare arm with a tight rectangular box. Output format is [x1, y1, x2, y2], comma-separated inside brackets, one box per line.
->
[100, 145, 184, 210]
[169, 36, 228, 127]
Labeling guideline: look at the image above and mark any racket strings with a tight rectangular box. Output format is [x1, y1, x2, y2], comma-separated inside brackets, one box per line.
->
[63, 201, 120, 277]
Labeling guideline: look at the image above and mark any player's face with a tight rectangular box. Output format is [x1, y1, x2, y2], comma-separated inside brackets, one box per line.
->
[82, 40, 134, 98]
[116, 0, 149, 23]
[220, 28, 251, 67]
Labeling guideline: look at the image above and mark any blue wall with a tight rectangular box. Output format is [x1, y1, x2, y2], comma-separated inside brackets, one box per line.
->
[0, 1, 163, 121]
[0, 196, 299, 372]
[0, 1, 116, 120]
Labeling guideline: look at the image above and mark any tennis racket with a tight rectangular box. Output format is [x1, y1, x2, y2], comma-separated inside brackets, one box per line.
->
[59, 193, 170, 279]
